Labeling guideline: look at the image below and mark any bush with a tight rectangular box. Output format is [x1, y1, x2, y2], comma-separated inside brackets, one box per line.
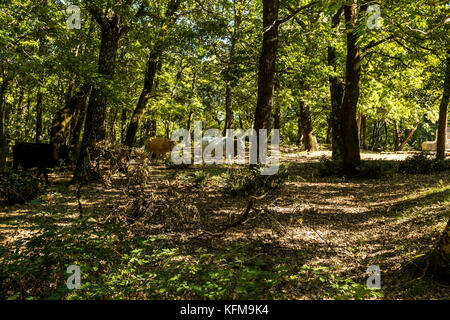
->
[223, 164, 288, 196]
[318, 157, 392, 179]
[318, 157, 343, 177]
[185, 170, 207, 187]
[0, 170, 40, 204]
[399, 153, 450, 174]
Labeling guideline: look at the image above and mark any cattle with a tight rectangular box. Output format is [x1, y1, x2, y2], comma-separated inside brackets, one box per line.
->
[202, 136, 245, 160]
[144, 137, 177, 162]
[12, 143, 70, 182]
[422, 141, 437, 152]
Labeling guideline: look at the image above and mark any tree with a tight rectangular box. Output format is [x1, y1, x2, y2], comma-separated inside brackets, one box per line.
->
[340, 1, 363, 174]
[124, 0, 182, 147]
[436, 48, 449, 160]
[252, 0, 280, 163]
[73, 2, 129, 182]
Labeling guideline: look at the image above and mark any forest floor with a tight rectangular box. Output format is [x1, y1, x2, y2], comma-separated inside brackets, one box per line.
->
[1, 148, 449, 300]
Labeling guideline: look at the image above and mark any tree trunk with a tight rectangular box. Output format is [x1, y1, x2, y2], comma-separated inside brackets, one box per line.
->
[326, 115, 331, 144]
[124, 0, 181, 147]
[35, 90, 43, 143]
[299, 100, 318, 152]
[340, 2, 361, 173]
[328, 7, 344, 160]
[296, 107, 303, 146]
[223, 84, 234, 134]
[357, 110, 362, 144]
[70, 86, 91, 152]
[0, 73, 9, 173]
[223, 5, 240, 135]
[186, 71, 197, 133]
[436, 48, 449, 160]
[124, 51, 160, 147]
[73, 8, 122, 183]
[398, 123, 419, 151]
[361, 114, 367, 150]
[393, 121, 400, 151]
[253, 0, 279, 163]
[51, 86, 89, 147]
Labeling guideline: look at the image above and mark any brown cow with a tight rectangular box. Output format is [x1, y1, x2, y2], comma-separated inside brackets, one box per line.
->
[144, 137, 177, 162]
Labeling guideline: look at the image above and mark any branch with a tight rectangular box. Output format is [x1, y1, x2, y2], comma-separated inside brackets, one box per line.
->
[277, 1, 317, 25]
[364, 51, 411, 68]
[362, 35, 395, 53]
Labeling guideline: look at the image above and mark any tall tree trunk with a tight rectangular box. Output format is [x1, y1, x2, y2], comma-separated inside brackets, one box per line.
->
[0, 72, 9, 172]
[186, 71, 196, 133]
[124, 51, 160, 147]
[326, 115, 332, 144]
[328, 7, 344, 160]
[393, 121, 400, 151]
[35, 90, 43, 143]
[253, 0, 279, 163]
[361, 114, 367, 150]
[297, 112, 302, 146]
[398, 123, 419, 151]
[223, 84, 234, 134]
[436, 48, 450, 160]
[357, 110, 362, 144]
[273, 102, 280, 130]
[70, 86, 91, 152]
[73, 8, 122, 182]
[51, 86, 89, 147]
[124, 0, 181, 147]
[299, 100, 318, 152]
[223, 3, 240, 135]
[340, 2, 362, 173]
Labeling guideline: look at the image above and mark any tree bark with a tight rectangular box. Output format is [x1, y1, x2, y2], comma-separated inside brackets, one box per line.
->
[436, 48, 449, 160]
[253, 0, 279, 163]
[223, 1, 241, 135]
[361, 114, 367, 150]
[51, 85, 90, 147]
[299, 100, 318, 152]
[398, 123, 419, 151]
[73, 7, 122, 182]
[35, 90, 43, 143]
[0, 71, 9, 173]
[340, 2, 362, 173]
[124, 0, 181, 147]
[328, 7, 344, 160]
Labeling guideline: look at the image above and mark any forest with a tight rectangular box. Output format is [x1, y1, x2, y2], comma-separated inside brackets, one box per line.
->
[0, 0, 449, 301]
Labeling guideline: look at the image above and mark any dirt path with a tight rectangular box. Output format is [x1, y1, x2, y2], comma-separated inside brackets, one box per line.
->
[1, 150, 449, 299]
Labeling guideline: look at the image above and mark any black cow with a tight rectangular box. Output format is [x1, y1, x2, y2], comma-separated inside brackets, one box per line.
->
[12, 143, 70, 182]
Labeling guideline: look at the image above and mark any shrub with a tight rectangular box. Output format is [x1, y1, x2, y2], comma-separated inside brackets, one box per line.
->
[186, 170, 207, 187]
[0, 170, 40, 204]
[399, 153, 450, 174]
[318, 157, 392, 179]
[223, 164, 288, 196]
[318, 157, 343, 177]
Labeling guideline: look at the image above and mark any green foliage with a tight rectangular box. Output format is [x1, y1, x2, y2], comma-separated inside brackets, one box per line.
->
[222, 164, 288, 196]
[0, 213, 383, 300]
[318, 157, 395, 179]
[0, 170, 40, 204]
[399, 153, 450, 174]
[185, 170, 207, 187]
[318, 157, 344, 177]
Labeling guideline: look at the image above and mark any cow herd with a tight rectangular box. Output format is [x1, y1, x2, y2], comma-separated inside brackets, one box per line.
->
[10, 135, 248, 182]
